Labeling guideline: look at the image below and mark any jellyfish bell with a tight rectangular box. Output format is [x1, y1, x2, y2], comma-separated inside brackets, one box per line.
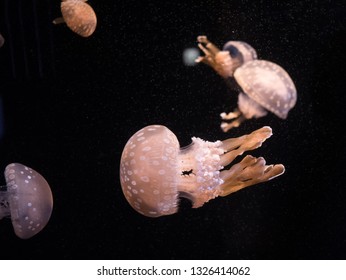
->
[223, 40, 258, 70]
[235, 60, 297, 117]
[0, 163, 53, 239]
[120, 125, 285, 218]
[196, 35, 297, 132]
[195, 35, 257, 77]
[53, 0, 97, 37]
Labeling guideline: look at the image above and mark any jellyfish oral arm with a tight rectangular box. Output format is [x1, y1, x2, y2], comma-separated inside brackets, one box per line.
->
[196, 35, 236, 78]
[220, 93, 269, 132]
[220, 110, 245, 132]
[175, 126, 285, 208]
[219, 155, 285, 196]
[218, 126, 285, 196]
[0, 187, 10, 219]
[176, 137, 224, 208]
[196, 36, 220, 54]
[219, 126, 273, 165]
[237, 92, 268, 120]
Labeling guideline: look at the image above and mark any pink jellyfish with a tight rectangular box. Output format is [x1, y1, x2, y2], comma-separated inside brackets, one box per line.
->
[53, 0, 97, 37]
[0, 163, 53, 239]
[120, 125, 285, 217]
[196, 36, 297, 132]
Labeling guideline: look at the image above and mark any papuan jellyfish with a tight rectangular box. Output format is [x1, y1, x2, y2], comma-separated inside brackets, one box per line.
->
[0, 163, 53, 239]
[120, 125, 285, 217]
[53, 0, 97, 37]
[195, 35, 297, 132]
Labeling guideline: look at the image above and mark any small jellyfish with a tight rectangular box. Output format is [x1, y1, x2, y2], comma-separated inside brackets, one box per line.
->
[0, 33, 4, 48]
[0, 163, 53, 239]
[120, 125, 285, 217]
[53, 0, 97, 37]
[196, 36, 297, 132]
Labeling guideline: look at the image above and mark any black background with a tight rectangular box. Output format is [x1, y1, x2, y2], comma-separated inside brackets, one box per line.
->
[0, 0, 346, 259]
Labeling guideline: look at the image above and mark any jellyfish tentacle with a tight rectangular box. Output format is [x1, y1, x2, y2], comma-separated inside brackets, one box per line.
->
[195, 43, 215, 65]
[197, 36, 221, 56]
[197, 35, 220, 58]
[221, 92, 269, 132]
[221, 120, 239, 133]
[196, 36, 235, 78]
[220, 110, 242, 120]
[195, 36, 219, 65]
[219, 126, 273, 166]
[220, 110, 245, 131]
[219, 155, 285, 196]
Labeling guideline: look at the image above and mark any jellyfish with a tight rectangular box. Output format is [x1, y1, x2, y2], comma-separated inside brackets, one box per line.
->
[0, 163, 53, 239]
[53, 0, 97, 37]
[196, 36, 297, 132]
[120, 125, 285, 217]
[0, 33, 4, 48]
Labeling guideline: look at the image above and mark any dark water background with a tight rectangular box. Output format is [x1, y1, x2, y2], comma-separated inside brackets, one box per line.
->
[0, 0, 346, 259]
